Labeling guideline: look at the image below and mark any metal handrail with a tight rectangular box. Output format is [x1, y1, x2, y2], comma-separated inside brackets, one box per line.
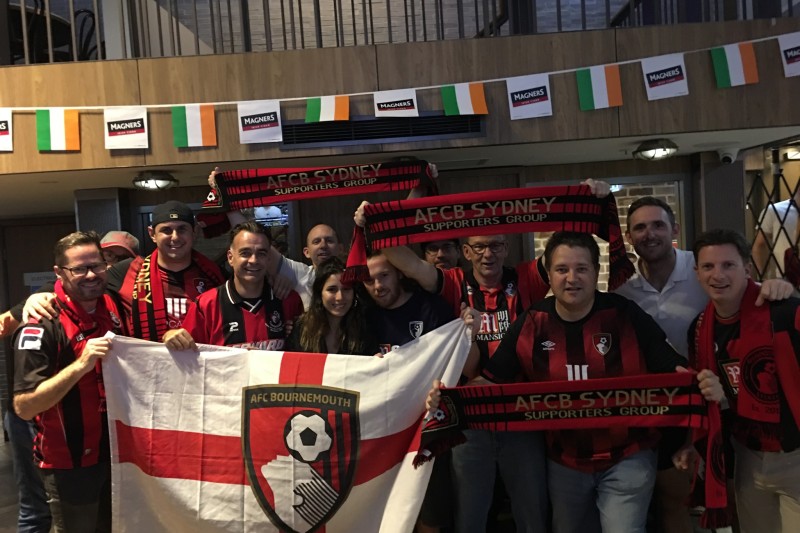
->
[2, 0, 797, 65]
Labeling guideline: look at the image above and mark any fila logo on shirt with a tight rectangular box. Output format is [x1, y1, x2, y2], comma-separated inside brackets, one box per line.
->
[566, 364, 589, 381]
[18, 327, 44, 351]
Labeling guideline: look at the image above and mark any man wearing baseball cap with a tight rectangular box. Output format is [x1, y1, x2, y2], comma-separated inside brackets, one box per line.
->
[22, 201, 225, 342]
[100, 231, 140, 265]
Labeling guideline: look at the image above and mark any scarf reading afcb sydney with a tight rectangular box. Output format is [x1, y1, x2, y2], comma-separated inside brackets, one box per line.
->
[413, 197, 556, 231]
[203, 160, 432, 210]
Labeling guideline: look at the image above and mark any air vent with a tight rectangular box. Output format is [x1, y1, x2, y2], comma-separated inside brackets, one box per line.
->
[280, 114, 484, 150]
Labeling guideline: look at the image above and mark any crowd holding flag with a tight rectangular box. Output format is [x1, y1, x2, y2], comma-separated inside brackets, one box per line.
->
[104, 320, 471, 532]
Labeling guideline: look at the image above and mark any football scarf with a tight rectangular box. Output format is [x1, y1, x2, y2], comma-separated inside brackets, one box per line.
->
[201, 160, 434, 211]
[416, 372, 706, 465]
[54, 279, 122, 410]
[360, 186, 634, 290]
[121, 250, 224, 342]
[693, 279, 800, 528]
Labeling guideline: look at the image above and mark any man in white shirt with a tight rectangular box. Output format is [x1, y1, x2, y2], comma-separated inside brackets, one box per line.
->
[752, 193, 800, 278]
[615, 196, 793, 533]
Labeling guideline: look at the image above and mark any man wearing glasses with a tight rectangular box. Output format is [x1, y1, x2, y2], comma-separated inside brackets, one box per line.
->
[12, 231, 125, 533]
[421, 239, 461, 270]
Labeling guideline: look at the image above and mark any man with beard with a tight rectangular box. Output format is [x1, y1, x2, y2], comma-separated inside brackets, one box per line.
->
[21, 201, 225, 342]
[163, 221, 303, 351]
[363, 249, 477, 533]
[421, 239, 461, 270]
[354, 204, 550, 532]
[13, 231, 126, 532]
[614, 197, 793, 533]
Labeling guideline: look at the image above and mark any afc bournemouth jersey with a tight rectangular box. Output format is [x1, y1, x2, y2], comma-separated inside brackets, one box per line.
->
[439, 261, 549, 368]
[182, 280, 304, 350]
[13, 292, 124, 469]
[689, 301, 800, 453]
[484, 292, 686, 472]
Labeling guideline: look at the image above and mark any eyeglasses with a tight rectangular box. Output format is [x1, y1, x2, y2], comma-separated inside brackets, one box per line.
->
[425, 243, 457, 254]
[59, 262, 108, 277]
[464, 242, 507, 255]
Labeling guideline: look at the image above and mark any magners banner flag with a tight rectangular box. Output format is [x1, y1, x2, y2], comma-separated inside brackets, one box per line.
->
[237, 100, 283, 144]
[103, 320, 471, 533]
[104, 106, 148, 149]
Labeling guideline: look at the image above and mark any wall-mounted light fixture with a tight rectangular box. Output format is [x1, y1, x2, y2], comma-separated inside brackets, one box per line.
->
[633, 139, 678, 161]
[785, 148, 800, 161]
[132, 170, 179, 190]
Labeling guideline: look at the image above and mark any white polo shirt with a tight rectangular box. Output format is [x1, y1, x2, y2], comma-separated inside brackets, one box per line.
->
[279, 257, 315, 308]
[613, 248, 707, 357]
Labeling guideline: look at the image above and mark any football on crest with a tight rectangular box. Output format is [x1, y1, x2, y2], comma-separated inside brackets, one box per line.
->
[284, 411, 333, 463]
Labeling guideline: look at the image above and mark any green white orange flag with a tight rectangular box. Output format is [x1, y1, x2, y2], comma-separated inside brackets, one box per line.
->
[36, 108, 80, 151]
[576, 65, 623, 111]
[172, 104, 217, 147]
[711, 43, 759, 88]
[305, 96, 349, 122]
[441, 83, 488, 115]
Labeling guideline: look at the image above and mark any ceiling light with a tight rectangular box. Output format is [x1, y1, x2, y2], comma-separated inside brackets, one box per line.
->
[785, 149, 800, 161]
[133, 170, 179, 190]
[632, 139, 678, 161]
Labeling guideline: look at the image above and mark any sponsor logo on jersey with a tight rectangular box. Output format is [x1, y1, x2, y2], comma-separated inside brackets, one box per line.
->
[18, 326, 44, 351]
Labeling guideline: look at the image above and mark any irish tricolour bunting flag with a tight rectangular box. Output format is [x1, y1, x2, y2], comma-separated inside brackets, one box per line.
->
[36, 108, 80, 151]
[576, 65, 623, 111]
[305, 96, 350, 122]
[172, 104, 217, 147]
[441, 83, 488, 115]
[104, 320, 470, 532]
[710, 43, 759, 88]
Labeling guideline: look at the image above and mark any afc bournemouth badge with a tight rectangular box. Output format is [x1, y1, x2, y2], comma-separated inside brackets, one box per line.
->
[593, 333, 612, 355]
[409, 321, 424, 339]
[242, 385, 360, 533]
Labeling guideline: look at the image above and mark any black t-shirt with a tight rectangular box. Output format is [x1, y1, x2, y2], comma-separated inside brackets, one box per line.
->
[367, 289, 455, 355]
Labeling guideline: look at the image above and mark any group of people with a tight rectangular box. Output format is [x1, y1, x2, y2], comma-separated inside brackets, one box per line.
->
[1, 179, 799, 533]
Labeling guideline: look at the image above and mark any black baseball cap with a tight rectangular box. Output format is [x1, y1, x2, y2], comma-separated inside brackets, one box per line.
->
[151, 201, 195, 227]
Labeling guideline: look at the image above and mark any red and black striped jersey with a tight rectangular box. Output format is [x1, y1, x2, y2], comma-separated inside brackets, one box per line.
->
[182, 279, 304, 350]
[438, 261, 549, 368]
[13, 291, 124, 469]
[484, 291, 686, 472]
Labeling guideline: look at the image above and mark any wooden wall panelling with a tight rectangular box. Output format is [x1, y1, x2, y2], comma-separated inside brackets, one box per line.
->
[138, 47, 381, 166]
[616, 19, 800, 136]
[0, 61, 146, 174]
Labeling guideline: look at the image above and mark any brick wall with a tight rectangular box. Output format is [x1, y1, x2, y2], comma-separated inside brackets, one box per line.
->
[532, 180, 681, 291]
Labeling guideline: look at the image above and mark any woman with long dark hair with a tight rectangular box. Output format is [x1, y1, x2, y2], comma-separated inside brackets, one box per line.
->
[287, 257, 376, 355]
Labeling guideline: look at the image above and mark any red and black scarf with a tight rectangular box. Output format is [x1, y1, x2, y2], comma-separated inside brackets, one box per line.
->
[121, 250, 224, 342]
[356, 185, 634, 290]
[693, 279, 800, 528]
[54, 280, 122, 409]
[201, 160, 434, 212]
[197, 160, 436, 238]
[416, 372, 706, 466]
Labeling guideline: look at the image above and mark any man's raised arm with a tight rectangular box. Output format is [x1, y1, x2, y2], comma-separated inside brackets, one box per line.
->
[354, 200, 440, 292]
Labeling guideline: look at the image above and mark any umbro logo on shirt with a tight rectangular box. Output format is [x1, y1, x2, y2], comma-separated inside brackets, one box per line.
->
[541, 340, 556, 351]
